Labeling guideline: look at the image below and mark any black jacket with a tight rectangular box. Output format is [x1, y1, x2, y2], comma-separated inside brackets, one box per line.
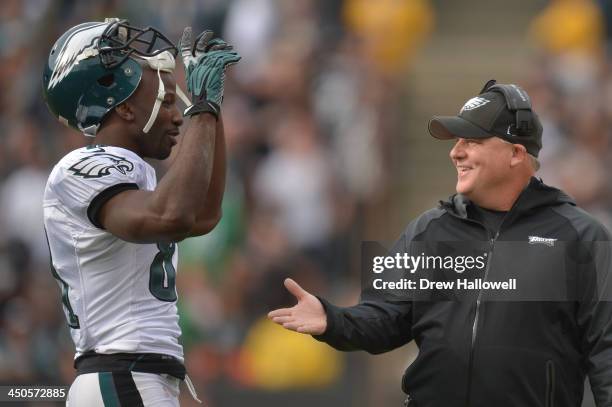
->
[316, 178, 612, 407]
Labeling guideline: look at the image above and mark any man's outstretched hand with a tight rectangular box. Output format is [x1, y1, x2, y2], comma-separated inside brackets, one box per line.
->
[268, 278, 327, 335]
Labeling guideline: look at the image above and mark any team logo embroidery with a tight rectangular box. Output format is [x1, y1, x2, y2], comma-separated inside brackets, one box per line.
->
[68, 153, 134, 179]
[460, 97, 490, 113]
[48, 23, 107, 90]
[528, 236, 557, 247]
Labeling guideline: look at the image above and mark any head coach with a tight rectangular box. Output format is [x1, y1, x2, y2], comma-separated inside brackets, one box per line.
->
[268, 80, 612, 406]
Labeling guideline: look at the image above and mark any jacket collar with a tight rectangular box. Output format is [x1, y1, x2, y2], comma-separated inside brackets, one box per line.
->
[439, 177, 575, 222]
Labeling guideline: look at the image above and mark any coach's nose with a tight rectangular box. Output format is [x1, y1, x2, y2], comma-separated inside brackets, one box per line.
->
[450, 138, 467, 162]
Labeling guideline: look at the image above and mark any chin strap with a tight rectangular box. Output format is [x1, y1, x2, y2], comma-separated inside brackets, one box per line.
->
[140, 51, 192, 134]
[142, 66, 166, 133]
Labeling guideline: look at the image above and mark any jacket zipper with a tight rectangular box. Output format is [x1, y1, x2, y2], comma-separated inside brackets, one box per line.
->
[441, 189, 528, 406]
[465, 230, 498, 407]
[545, 360, 555, 407]
[440, 208, 492, 407]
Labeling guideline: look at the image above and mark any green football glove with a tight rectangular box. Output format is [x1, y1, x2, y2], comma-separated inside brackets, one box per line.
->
[179, 27, 241, 118]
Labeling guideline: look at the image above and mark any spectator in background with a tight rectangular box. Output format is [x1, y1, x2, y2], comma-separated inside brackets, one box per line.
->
[343, 0, 434, 77]
[253, 108, 335, 251]
[530, 0, 604, 56]
[527, 0, 612, 230]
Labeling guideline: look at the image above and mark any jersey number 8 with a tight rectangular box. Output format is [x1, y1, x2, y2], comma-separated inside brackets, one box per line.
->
[149, 242, 177, 302]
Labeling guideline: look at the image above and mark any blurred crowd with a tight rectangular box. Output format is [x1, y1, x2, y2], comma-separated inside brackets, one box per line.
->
[0, 0, 432, 405]
[527, 0, 612, 231]
[2, 0, 612, 406]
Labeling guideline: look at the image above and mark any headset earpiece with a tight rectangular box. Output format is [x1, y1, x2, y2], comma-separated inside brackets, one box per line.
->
[481, 82, 533, 137]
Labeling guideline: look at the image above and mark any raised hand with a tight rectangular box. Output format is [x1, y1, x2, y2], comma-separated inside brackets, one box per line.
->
[268, 278, 327, 335]
[179, 27, 241, 117]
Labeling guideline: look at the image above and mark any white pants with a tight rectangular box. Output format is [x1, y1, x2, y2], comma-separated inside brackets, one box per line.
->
[66, 371, 180, 406]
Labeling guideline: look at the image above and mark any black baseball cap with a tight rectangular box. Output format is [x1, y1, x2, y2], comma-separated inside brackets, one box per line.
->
[428, 82, 543, 157]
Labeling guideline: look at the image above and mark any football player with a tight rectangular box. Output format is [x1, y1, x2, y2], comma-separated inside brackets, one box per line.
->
[42, 18, 240, 406]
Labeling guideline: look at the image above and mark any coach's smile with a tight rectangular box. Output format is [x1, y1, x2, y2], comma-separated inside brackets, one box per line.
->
[456, 165, 472, 177]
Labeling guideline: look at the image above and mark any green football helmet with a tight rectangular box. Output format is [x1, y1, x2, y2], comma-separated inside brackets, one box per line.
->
[42, 18, 178, 136]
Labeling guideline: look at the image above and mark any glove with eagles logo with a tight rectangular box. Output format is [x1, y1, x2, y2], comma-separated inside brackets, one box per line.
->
[179, 27, 241, 119]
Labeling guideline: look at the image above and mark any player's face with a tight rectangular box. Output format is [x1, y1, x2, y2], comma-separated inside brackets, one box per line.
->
[132, 69, 183, 160]
[449, 137, 514, 200]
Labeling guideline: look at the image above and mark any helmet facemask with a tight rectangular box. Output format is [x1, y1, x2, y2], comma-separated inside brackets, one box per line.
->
[99, 19, 191, 135]
[98, 19, 178, 69]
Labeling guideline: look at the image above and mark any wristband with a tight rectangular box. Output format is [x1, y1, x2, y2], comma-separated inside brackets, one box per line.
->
[183, 101, 220, 119]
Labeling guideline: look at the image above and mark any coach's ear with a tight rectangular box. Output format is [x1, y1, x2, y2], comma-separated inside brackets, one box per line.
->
[114, 103, 135, 121]
[509, 143, 528, 168]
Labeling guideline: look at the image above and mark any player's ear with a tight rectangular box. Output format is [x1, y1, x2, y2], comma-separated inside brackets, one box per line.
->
[114, 103, 135, 122]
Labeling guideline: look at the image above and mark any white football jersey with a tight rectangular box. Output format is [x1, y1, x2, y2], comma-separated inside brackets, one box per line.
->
[43, 145, 183, 362]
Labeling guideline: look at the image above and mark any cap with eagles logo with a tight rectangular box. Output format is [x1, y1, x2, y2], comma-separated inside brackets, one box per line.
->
[428, 81, 543, 157]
